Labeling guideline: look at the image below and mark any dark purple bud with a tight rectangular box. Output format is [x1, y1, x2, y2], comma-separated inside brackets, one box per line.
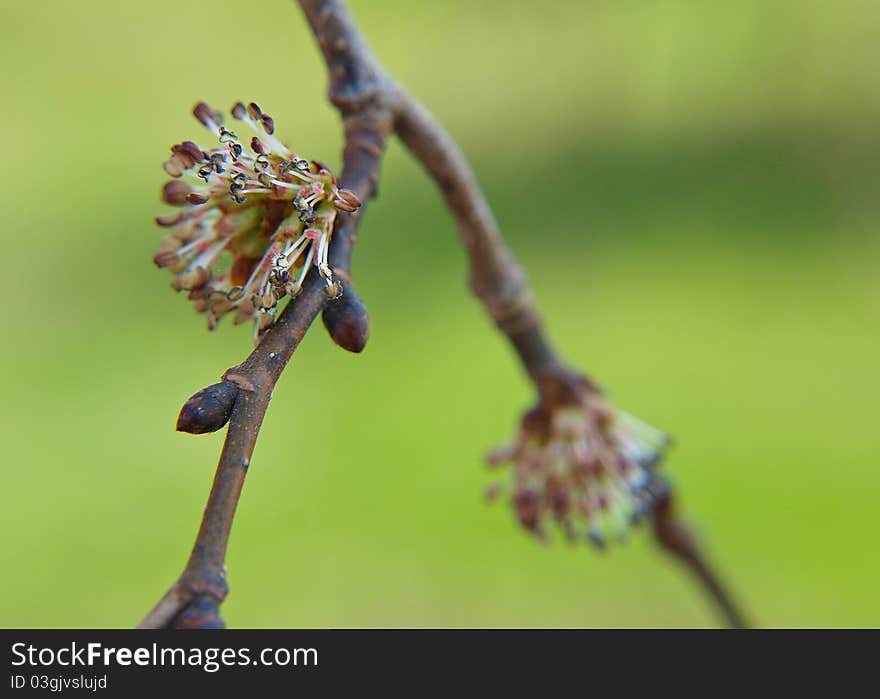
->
[176, 381, 238, 435]
[322, 284, 369, 353]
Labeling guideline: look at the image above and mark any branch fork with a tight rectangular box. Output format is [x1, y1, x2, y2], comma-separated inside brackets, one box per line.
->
[139, 0, 747, 630]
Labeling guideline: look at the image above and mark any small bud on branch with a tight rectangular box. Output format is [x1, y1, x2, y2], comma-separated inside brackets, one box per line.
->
[176, 381, 239, 434]
[322, 285, 369, 353]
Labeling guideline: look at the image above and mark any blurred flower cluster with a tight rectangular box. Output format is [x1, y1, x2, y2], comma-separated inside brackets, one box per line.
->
[487, 381, 670, 549]
[154, 101, 361, 343]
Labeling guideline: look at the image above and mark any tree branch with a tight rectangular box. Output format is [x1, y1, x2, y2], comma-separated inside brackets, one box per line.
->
[139, 0, 748, 629]
[138, 2, 394, 628]
[652, 481, 748, 629]
[394, 103, 563, 369]
[138, 277, 328, 628]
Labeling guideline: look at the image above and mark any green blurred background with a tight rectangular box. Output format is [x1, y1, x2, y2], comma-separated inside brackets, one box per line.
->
[1, 0, 878, 628]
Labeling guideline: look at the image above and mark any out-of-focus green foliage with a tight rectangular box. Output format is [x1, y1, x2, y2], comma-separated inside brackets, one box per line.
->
[0, 0, 877, 627]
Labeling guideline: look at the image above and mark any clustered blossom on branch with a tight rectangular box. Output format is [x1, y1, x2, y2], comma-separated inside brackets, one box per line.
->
[486, 377, 670, 548]
[154, 101, 362, 344]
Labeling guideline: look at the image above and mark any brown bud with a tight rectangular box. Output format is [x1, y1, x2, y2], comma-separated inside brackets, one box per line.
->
[260, 114, 275, 135]
[176, 381, 238, 434]
[322, 285, 369, 353]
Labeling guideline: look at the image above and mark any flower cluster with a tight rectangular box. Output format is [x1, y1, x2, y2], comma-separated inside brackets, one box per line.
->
[487, 388, 670, 549]
[154, 101, 362, 344]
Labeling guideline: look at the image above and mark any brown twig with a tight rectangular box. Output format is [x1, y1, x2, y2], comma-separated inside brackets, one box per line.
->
[385, 9, 748, 628]
[137, 273, 330, 629]
[139, 2, 393, 629]
[139, 0, 747, 629]
[652, 481, 748, 629]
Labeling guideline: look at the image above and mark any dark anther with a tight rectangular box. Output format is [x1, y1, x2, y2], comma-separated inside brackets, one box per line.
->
[192, 101, 222, 128]
[272, 268, 290, 284]
[230, 102, 247, 120]
[185, 192, 209, 205]
[228, 185, 245, 204]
